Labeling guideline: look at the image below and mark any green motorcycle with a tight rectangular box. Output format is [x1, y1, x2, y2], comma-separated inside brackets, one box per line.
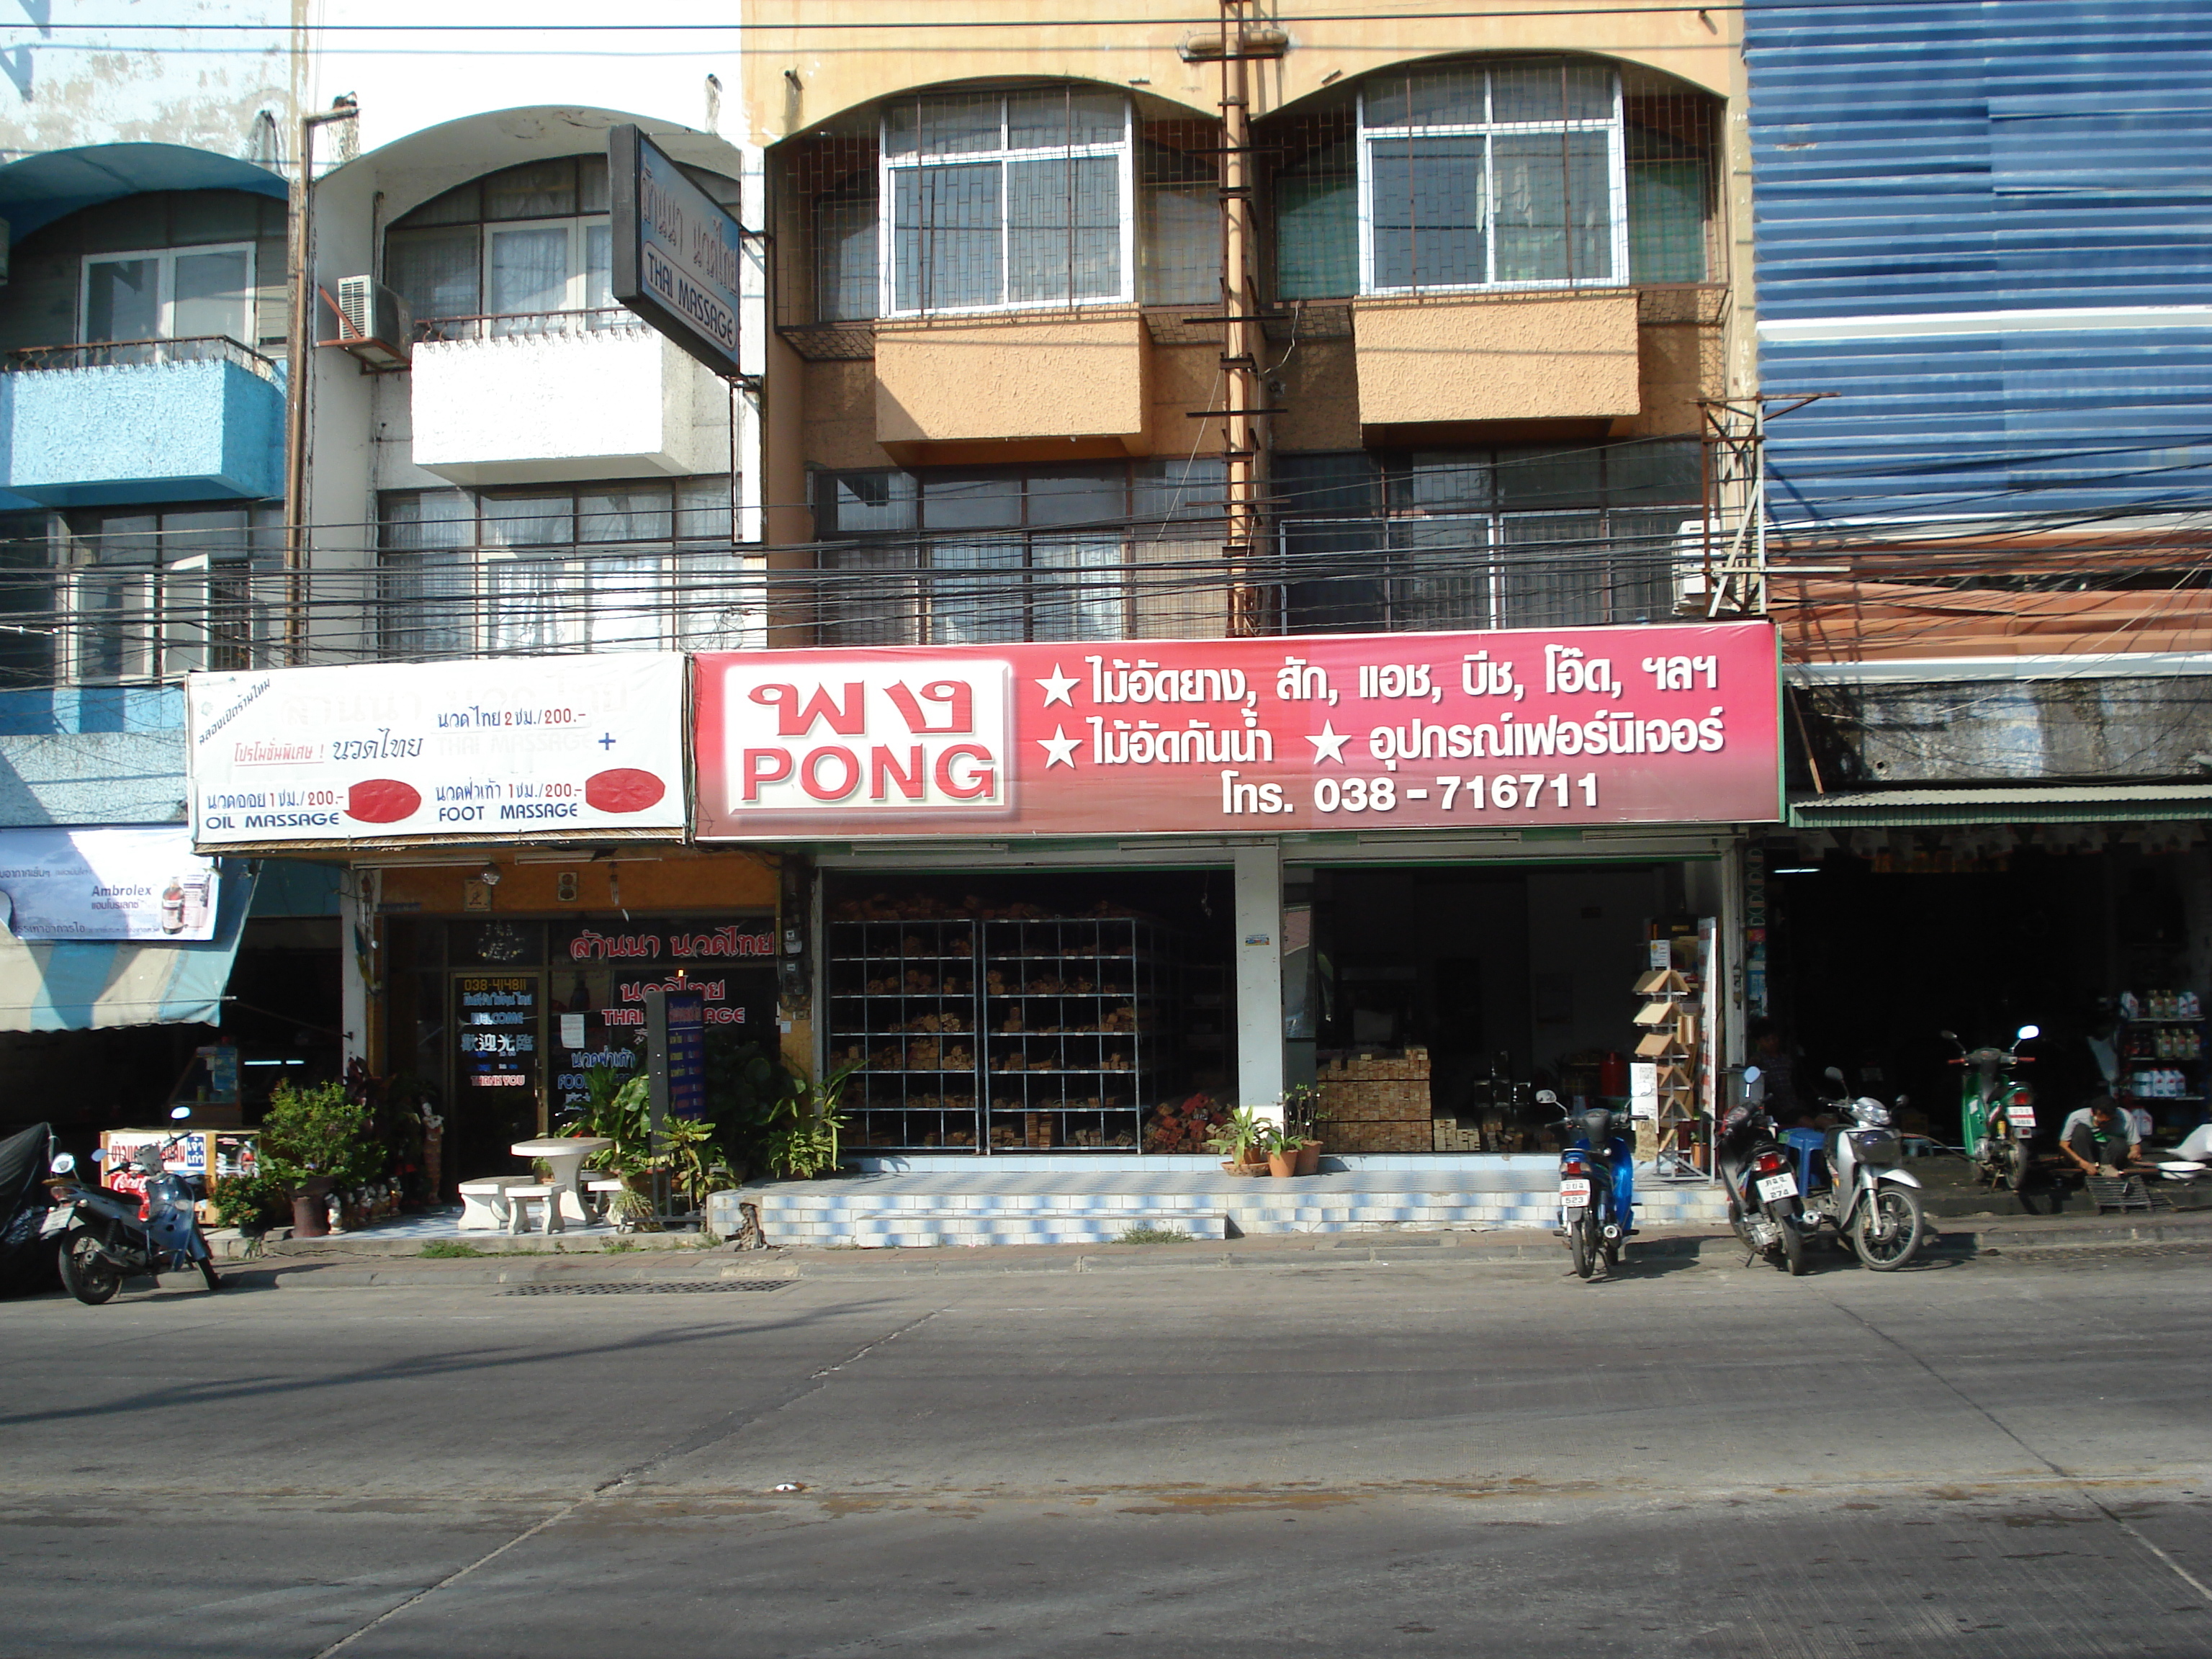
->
[1943, 1023, 2039, 1191]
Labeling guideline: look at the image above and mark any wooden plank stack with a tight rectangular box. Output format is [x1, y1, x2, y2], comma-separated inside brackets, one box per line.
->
[1317, 1048, 1432, 1153]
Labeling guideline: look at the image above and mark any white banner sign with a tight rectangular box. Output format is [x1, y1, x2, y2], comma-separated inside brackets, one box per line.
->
[189, 655, 688, 848]
[0, 827, 220, 940]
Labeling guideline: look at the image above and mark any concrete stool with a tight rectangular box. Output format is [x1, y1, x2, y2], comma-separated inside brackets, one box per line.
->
[505, 1182, 562, 1234]
[583, 1177, 628, 1224]
[457, 1178, 521, 1231]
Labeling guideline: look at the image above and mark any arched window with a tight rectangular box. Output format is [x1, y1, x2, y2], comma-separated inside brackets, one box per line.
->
[775, 84, 1221, 337]
[385, 153, 737, 338]
[1267, 56, 1718, 300]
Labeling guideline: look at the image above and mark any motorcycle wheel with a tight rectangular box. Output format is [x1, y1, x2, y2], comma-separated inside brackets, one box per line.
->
[2006, 1140, 2032, 1192]
[1569, 1213, 1595, 1280]
[58, 1229, 122, 1306]
[1777, 1205, 1808, 1277]
[1853, 1186, 1926, 1272]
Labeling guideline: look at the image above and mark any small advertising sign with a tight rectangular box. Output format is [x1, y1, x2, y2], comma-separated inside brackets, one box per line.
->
[645, 987, 708, 1138]
[187, 655, 686, 850]
[0, 827, 220, 941]
[609, 124, 744, 375]
[693, 622, 1782, 840]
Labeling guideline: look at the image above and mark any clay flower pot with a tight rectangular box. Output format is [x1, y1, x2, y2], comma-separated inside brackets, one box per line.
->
[1268, 1150, 1300, 1179]
[289, 1178, 335, 1238]
[1295, 1143, 1322, 1177]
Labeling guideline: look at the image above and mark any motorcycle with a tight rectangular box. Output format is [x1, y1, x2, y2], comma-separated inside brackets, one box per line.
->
[1797, 1069, 1928, 1271]
[1552, 1091, 1632, 1281]
[1718, 1069, 1809, 1274]
[40, 1107, 220, 1304]
[1944, 1025, 2040, 1190]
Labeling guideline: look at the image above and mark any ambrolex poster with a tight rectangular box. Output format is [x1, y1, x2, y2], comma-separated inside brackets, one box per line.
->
[188, 655, 688, 850]
[0, 827, 220, 940]
[694, 622, 1782, 839]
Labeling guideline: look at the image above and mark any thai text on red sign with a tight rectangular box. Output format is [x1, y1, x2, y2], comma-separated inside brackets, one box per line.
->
[693, 623, 1780, 839]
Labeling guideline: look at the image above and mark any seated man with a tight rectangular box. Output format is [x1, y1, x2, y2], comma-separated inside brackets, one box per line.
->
[2059, 1096, 2143, 1178]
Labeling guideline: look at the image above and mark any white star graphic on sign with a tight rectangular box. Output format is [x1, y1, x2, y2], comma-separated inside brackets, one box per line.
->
[1035, 664, 1079, 707]
[1305, 721, 1350, 764]
[1037, 726, 1082, 768]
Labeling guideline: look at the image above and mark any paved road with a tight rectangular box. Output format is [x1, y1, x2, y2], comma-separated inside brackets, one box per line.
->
[2, 1245, 2208, 1658]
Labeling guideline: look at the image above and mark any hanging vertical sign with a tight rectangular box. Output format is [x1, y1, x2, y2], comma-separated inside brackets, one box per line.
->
[644, 986, 708, 1140]
[608, 124, 743, 374]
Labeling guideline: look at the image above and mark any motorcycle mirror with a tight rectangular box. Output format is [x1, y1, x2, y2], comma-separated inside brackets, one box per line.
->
[2015, 1024, 2040, 1042]
[169, 1105, 192, 1121]
[1743, 1066, 1762, 1084]
[1895, 1094, 1909, 1109]
[48, 1152, 74, 1175]
[1824, 1066, 1847, 1085]
[1938, 1029, 1958, 1043]
[1534, 1089, 1560, 1105]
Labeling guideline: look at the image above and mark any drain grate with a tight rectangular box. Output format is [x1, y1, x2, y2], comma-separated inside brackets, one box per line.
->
[503, 1279, 794, 1296]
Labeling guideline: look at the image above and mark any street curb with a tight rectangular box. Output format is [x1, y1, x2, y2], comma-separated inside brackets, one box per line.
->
[239, 1211, 2212, 1288]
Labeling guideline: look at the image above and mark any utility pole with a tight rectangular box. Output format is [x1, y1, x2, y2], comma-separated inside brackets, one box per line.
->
[1216, 0, 1269, 637]
[282, 94, 359, 667]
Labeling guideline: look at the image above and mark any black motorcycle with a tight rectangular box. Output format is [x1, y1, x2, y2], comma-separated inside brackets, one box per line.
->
[1717, 1071, 1808, 1275]
[40, 1109, 220, 1304]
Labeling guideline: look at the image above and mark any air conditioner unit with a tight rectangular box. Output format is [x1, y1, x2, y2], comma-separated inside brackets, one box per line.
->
[323, 275, 412, 369]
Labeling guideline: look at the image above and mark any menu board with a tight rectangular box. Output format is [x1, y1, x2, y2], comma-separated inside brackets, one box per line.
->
[458, 975, 538, 1094]
[652, 989, 708, 1123]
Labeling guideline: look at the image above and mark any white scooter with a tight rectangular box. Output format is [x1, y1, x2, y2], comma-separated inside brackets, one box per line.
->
[1797, 1069, 1928, 1271]
[40, 1107, 220, 1303]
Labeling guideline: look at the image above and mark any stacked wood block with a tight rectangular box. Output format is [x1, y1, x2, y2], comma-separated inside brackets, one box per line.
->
[1318, 1048, 1432, 1153]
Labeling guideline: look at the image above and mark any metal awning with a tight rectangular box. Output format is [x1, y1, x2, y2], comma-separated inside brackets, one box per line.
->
[1790, 784, 2212, 829]
[0, 865, 255, 1032]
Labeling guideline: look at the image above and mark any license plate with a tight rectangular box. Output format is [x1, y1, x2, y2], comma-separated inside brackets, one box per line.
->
[1559, 1179, 1592, 1206]
[2008, 1109, 2036, 1130]
[1756, 1173, 1799, 1202]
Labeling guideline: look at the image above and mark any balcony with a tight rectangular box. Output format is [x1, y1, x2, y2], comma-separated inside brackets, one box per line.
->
[0, 338, 283, 507]
[1352, 291, 1642, 440]
[408, 312, 729, 487]
[875, 310, 1154, 464]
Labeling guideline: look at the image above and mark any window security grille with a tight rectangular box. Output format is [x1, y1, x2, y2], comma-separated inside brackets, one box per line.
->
[775, 89, 1223, 351]
[1266, 58, 1719, 300]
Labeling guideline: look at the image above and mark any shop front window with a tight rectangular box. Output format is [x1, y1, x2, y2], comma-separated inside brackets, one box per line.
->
[379, 478, 754, 660]
[1272, 441, 1695, 634]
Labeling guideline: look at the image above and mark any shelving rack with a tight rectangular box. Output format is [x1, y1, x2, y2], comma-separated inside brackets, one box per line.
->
[827, 915, 1182, 1154]
[2116, 990, 2205, 1133]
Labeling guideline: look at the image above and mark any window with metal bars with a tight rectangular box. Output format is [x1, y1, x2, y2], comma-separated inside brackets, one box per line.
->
[1270, 444, 1697, 634]
[814, 460, 1230, 644]
[775, 87, 1223, 344]
[1265, 57, 1718, 300]
[377, 479, 751, 660]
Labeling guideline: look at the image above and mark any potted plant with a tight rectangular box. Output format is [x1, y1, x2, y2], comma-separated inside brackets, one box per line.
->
[764, 1060, 860, 1179]
[1264, 1122, 1308, 1179]
[1283, 1084, 1328, 1176]
[1205, 1107, 1271, 1175]
[258, 1080, 381, 1238]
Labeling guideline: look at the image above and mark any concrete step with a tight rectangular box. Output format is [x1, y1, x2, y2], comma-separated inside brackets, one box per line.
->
[773, 1210, 1231, 1247]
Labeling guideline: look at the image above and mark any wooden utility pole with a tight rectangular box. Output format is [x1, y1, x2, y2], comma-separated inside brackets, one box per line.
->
[1217, 0, 1269, 636]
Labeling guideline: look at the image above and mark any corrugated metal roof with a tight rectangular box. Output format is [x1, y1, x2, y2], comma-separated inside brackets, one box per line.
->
[1744, 0, 2212, 521]
[1791, 784, 2212, 827]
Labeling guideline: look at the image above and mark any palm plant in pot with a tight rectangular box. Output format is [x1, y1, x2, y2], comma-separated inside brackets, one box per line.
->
[1205, 1107, 1272, 1175]
[258, 1081, 382, 1238]
[1262, 1120, 1309, 1179]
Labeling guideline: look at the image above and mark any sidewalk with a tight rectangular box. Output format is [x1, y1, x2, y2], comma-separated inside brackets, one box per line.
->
[215, 1205, 2212, 1291]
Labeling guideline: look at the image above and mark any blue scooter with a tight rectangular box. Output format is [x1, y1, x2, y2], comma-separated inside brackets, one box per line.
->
[1553, 1090, 1634, 1281]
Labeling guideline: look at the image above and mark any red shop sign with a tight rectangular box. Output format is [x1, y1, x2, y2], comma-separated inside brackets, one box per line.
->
[693, 623, 1781, 840]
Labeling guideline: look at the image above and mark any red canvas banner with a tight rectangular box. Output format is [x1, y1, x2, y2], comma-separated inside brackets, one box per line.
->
[693, 622, 1781, 840]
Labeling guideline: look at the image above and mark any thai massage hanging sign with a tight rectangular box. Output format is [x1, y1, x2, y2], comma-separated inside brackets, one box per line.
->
[692, 622, 1781, 839]
[187, 655, 687, 850]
